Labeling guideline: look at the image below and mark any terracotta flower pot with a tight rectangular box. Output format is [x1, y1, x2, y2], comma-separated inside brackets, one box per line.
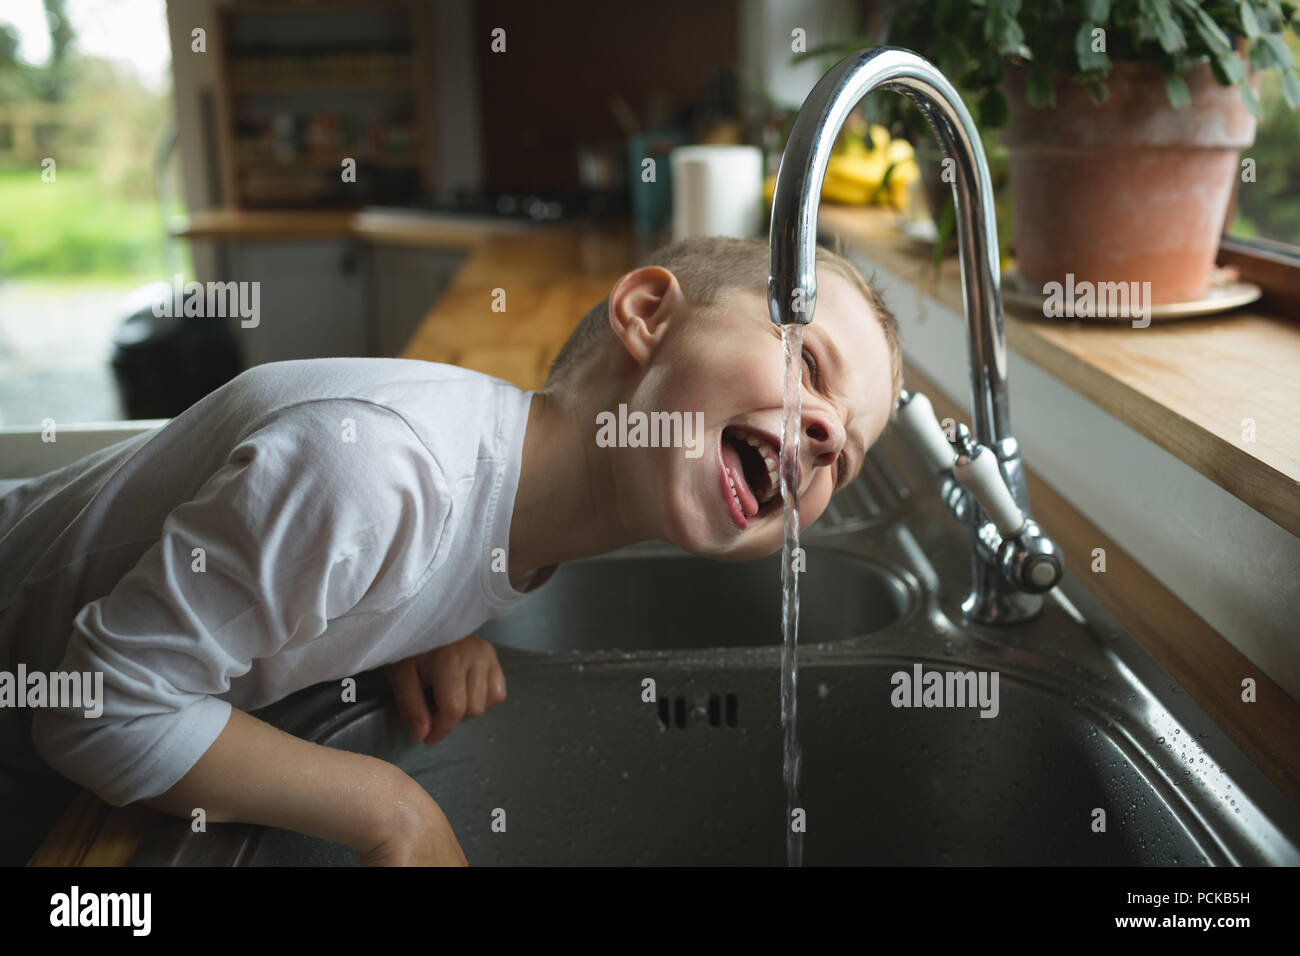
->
[1001, 61, 1257, 305]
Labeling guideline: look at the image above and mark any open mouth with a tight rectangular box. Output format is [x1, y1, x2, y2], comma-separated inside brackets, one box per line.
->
[718, 424, 784, 528]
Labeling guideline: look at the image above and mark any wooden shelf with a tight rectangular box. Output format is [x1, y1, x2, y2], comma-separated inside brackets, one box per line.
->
[235, 152, 422, 170]
[230, 75, 413, 94]
[213, 0, 433, 209]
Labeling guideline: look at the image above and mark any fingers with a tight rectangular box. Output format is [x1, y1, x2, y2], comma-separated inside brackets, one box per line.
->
[414, 635, 508, 747]
[426, 665, 467, 745]
[465, 664, 489, 718]
[470, 635, 507, 708]
[489, 665, 507, 706]
[386, 659, 431, 742]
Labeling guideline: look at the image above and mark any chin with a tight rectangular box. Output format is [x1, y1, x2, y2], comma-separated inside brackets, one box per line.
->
[667, 514, 783, 562]
[712, 536, 784, 562]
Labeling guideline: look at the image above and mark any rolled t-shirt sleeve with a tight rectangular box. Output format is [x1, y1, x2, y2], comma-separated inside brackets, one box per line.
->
[31, 400, 449, 806]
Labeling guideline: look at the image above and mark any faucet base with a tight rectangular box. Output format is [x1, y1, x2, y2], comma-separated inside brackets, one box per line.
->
[962, 588, 1045, 625]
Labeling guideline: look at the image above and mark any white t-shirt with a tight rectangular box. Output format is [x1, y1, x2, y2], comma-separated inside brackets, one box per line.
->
[0, 358, 537, 806]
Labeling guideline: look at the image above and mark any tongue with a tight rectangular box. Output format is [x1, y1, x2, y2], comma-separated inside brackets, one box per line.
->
[722, 437, 760, 517]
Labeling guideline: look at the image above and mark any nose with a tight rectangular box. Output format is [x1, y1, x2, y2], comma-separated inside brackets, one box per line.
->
[803, 403, 846, 471]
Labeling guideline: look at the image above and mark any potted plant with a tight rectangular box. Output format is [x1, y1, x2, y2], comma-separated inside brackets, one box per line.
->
[819, 0, 1300, 305]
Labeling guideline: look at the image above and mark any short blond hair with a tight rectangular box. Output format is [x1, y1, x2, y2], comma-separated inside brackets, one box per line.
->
[543, 236, 903, 406]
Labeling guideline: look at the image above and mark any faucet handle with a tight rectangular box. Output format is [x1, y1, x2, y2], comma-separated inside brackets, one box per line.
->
[896, 389, 957, 473]
[949, 425, 1064, 592]
[949, 424, 1026, 537]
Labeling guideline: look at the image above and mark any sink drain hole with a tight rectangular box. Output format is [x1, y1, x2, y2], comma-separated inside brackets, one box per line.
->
[656, 693, 740, 729]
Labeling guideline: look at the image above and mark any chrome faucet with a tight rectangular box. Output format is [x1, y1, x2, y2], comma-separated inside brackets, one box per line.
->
[767, 46, 1063, 624]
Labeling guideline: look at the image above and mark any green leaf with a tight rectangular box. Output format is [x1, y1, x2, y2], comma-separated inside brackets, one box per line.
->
[1186, 1, 1234, 54]
[1248, 36, 1271, 69]
[1026, 66, 1056, 106]
[1240, 80, 1262, 114]
[1075, 22, 1110, 71]
[979, 88, 1010, 126]
[1260, 32, 1297, 68]
[1082, 0, 1111, 21]
[1141, 0, 1188, 53]
[1087, 77, 1111, 103]
[1262, 0, 1288, 31]
[1240, 1, 1263, 37]
[1163, 70, 1192, 107]
[1282, 67, 1300, 107]
[985, 0, 1028, 56]
[1212, 50, 1248, 85]
[999, 20, 1030, 56]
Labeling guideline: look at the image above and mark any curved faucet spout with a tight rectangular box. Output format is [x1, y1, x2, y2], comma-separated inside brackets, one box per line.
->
[768, 45, 1008, 447]
[769, 46, 1062, 625]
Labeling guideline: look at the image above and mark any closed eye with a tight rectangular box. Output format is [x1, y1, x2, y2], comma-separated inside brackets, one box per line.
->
[801, 346, 819, 385]
[804, 347, 852, 490]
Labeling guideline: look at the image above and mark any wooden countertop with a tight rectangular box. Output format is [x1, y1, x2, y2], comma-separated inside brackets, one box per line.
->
[819, 205, 1300, 538]
[175, 207, 543, 249]
[397, 222, 651, 388]
[32, 213, 1300, 865]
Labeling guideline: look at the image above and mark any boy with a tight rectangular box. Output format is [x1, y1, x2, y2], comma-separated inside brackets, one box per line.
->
[0, 236, 901, 865]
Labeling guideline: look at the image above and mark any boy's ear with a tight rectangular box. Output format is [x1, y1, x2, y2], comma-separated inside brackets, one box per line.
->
[607, 266, 683, 367]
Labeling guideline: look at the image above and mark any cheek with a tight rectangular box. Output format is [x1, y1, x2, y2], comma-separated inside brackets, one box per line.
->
[798, 478, 834, 529]
[654, 339, 779, 412]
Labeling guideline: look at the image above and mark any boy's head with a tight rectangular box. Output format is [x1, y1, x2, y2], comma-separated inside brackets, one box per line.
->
[542, 236, 902, 561]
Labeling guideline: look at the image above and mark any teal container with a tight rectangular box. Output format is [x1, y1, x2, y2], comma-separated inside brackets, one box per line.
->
[626, 128, 689, 235]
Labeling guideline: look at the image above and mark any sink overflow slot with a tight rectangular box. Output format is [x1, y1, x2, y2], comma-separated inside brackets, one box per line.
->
[657, 694, 739, 729]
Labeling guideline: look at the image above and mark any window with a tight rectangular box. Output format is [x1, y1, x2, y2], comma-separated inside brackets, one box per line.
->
[1222, 29, 1300, 315]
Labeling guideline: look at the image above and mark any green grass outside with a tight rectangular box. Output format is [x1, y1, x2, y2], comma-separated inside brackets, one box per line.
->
[0, 165, 185, 281]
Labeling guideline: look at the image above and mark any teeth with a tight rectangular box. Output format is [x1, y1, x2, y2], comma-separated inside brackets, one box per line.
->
[731, 427, 786, 509]
[733, 429, 780, 512]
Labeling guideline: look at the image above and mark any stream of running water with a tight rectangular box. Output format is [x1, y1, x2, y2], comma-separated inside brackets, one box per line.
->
[779, 322, 804, 867]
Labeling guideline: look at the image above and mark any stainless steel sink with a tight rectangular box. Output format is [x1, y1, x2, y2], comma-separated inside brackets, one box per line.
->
[130, 431, 1300, 866]
[477, 549, 914, 652]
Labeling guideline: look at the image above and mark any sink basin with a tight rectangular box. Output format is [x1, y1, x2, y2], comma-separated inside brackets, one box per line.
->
[127, 431, 1300, 866]
[132, 656, 1297, 866]
[478, 549, 914, 652]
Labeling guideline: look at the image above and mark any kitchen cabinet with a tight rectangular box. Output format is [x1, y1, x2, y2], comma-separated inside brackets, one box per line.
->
[368, 244, 466, 357]
[220, 239, 368, 367]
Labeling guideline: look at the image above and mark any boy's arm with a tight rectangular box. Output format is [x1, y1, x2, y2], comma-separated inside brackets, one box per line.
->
[140, 705, 466, 864]
[32, 402, 452, 813]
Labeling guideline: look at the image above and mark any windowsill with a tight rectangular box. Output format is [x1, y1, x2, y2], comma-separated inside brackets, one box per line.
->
[819, 205, 1300, 538]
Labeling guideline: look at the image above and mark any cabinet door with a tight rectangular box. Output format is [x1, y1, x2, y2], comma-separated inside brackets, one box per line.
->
[224, 240, 368, 367]
[370, 244, 467, 356]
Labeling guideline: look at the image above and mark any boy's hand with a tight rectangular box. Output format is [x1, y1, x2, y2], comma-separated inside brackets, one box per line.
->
[385, 634, 507, 745]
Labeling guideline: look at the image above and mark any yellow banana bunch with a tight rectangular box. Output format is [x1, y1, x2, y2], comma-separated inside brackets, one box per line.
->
[762, 123, 919, 210]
